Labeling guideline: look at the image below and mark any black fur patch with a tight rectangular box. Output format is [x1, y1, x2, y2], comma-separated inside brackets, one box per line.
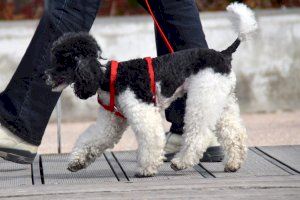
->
[99, 48, 232, 102]
[51, 32, 101, 69]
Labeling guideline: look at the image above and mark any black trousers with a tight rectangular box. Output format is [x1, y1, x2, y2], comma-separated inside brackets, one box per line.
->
[139, 0, 208, 134]
[0, 0, 207, 146]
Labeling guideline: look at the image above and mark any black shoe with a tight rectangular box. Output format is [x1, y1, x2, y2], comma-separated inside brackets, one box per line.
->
[164, 146, 224, 162]
[0, 148, 37, 164]
[0, 125, 37, 164]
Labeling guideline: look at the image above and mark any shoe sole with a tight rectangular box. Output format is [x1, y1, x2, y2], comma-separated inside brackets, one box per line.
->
[0, 148, 36, 164]
[164, 146, 224, 163]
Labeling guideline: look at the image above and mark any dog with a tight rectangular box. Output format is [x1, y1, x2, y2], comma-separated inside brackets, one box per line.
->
[45, 3, 257, 177]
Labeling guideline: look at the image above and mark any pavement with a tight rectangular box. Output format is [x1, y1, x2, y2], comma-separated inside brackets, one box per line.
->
[38, 111, 300, 154]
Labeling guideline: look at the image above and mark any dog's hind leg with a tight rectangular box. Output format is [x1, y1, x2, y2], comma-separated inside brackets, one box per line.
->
[171, 69, 232, 171]
[68, 107, 128, 172]
[118, 89, 165, 177]
[216, 92, 247, 172]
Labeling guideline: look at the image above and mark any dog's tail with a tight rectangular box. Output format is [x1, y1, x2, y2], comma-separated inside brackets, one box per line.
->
[221, 3, 258, 56]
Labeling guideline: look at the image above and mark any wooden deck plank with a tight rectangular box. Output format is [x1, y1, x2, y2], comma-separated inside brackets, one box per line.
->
[0, 159, 32, 188]
[41, 153, 118, 185]
[112, 151, 204, 181]
[1, 176, 299, 199]
[257, 145, 300, 173]
[201, 148, 291, 178]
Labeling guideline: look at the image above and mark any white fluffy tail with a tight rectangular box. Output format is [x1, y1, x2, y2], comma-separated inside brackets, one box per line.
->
[227, 3, 258, 41]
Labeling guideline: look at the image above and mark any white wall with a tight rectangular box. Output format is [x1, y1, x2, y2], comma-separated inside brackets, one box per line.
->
[0, 9, 299, 121]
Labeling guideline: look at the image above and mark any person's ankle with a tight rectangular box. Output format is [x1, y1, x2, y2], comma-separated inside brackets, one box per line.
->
[164, 132, 183, 154]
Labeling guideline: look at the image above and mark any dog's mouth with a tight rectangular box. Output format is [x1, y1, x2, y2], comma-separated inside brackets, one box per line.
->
[45, 74, 69, 92]
[52, 82, 69, 92]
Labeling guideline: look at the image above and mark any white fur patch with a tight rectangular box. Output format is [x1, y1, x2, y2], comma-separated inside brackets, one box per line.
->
[156, 81, 186, 110]
[68, 93, 128, 171]
[118, 89, 165, 176]
[227, 3, 258, 41]
[52, 83, 68, 92]
[171, 69, 237, 169]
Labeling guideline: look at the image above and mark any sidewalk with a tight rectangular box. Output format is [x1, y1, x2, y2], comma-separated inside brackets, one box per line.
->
[39, 111, 300, 154]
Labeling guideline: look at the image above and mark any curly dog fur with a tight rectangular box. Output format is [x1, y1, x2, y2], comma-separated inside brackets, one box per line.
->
[44, 3, 257, 176]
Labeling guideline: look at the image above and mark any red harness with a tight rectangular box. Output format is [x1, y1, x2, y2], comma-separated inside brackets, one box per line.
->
[97, 0, 173, 119]
[97, 60, 125, 118]
[97, 57, 156, 119]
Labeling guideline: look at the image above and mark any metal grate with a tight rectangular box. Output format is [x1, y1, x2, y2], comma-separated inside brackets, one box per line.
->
[104, 152, 129, 181]
[257, 145, 300, 174]
[201, 148, 291, 178]
[112, 151, 204, 181]
[0, 159, 32, 188]
[41, 153, 118, 185]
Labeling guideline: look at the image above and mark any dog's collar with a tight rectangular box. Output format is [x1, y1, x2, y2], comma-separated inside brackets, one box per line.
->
[97, 57, 156, 119]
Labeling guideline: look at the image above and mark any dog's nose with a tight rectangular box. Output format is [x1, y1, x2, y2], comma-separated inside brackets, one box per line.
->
[42, 73, 48, 81]
[44, 69, 51, 76]
[43, 72, 53, 86]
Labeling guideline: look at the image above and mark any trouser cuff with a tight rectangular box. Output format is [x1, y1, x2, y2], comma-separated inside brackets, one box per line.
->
[169, 124, 184, 135]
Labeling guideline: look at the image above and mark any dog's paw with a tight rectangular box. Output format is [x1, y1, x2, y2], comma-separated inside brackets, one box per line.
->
[224, 162, 241, 173]
[170, 158, 189, 171]
[136, 167, 158, 177]
[170, 163, 182, 171]
[67, 158, 88, 172]
[134, 173, 154, 178]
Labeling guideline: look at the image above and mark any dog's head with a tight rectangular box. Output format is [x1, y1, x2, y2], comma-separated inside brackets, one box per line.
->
[45, 32, 103, 99]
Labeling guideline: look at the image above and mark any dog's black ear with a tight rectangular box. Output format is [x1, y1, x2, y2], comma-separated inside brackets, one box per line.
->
[73, 58, 100, 99]
[51, 32, 102, 69]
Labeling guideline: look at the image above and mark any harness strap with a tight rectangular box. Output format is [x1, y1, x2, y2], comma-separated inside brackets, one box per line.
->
[97, 60, 125, 119]
[109, 61, 118, 112]
[98, 58, 156, 119]
[144, 57, 156, 105]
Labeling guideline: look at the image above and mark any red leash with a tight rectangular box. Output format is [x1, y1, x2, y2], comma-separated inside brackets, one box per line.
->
[144, 0, 174, 54]
[98, 0, 174, 118]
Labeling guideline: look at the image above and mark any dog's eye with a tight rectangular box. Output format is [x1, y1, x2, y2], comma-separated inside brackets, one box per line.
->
[56, 67, 67, 72]
[56, 77, 66, 85]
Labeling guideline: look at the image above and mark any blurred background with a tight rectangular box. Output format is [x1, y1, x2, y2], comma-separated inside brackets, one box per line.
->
[1, 0, 300, 19]
[0, 0, 299, 153]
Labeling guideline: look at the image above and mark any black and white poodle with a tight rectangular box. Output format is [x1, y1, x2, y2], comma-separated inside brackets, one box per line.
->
[45, 3, 257, 177]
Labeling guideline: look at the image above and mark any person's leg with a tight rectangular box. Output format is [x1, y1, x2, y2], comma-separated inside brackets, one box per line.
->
[0, 0, 100, 162]
[138, 0, 208, 133]
[138, 0, 223, 161]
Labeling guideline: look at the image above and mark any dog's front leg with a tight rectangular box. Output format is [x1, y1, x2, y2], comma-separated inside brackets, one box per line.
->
[68, 107, 128, 172]
[119, 90, 165, 177]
